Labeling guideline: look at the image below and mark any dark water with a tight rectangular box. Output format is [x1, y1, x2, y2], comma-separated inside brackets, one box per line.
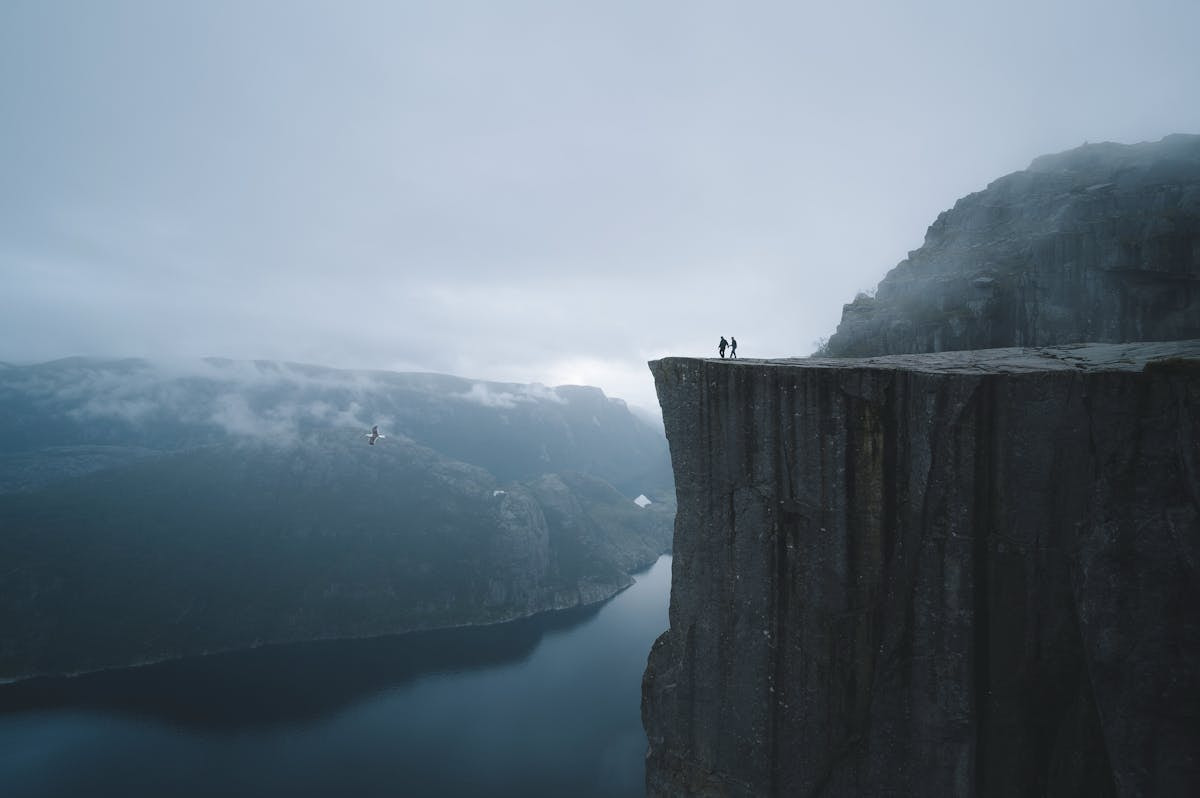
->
[0, 556, 672, 798]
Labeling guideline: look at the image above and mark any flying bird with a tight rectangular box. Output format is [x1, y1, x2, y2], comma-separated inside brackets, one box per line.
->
[365, 425, 385, 445]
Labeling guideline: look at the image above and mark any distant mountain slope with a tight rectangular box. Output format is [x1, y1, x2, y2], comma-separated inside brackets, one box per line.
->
[0, 357, 672, 495]
[825, 134, 1200, 356]
[0, 359, 674, 681]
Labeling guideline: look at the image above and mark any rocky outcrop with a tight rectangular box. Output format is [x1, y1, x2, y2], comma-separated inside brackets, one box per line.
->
[825, 135, 1200, 357]
[643, 342, 1200, 797]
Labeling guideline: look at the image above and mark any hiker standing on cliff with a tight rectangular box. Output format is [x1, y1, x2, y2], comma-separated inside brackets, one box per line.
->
[729, 337, 737, 358]
[718, 336, 728, 358]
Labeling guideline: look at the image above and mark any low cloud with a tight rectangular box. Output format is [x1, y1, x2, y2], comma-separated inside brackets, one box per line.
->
[9, 358, 392, 446]
[455, 382, 566, 409]
[210, 394, 297, 441]
[69, 395, 158, 424]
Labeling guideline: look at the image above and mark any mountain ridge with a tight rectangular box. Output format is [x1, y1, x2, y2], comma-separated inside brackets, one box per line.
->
[0, 357, 674, 681]
[824, 133, 1200, 357]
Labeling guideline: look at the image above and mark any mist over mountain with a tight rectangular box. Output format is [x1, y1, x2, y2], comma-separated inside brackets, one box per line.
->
[824, 134, 1200, 356]
[0, 357, 670, 492]
[0, 357, 674, 681]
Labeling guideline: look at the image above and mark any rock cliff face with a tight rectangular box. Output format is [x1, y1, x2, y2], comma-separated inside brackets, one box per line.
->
[825, 135, 1200, 357]
[643, 342, 1200, 797]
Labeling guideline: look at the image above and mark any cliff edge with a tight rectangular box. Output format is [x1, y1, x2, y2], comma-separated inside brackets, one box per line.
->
[643, 343, 1200, 797]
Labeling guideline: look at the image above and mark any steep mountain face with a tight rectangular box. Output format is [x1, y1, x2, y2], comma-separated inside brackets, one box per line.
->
[643, 344, 1199, 797]
[825, 134, 1200, 357]
[0, 359, 674, 681]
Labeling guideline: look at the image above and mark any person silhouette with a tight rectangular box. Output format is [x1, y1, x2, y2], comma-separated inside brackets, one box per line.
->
[729, 337, 738, 358]
[718, 336, 728, 358]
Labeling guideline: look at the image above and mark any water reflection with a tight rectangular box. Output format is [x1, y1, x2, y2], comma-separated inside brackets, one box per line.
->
[0, 556, 671, 798]
[0, 601, 604, 731]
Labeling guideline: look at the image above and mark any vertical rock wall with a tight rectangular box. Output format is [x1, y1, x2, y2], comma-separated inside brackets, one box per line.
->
[643, 343, 1200, 797]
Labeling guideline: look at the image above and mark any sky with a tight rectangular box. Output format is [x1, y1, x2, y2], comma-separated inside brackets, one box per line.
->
[2, 0, 1199, 411]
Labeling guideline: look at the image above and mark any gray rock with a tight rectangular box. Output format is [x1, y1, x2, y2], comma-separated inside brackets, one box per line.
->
[824, 135, 1200, 357]
[644, 343, 1200, 797]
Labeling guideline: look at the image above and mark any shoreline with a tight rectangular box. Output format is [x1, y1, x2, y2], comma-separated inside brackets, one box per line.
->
[0, 551, 670, 688]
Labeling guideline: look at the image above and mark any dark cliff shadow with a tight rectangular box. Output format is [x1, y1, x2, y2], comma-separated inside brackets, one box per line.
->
[0, 601, 605, 732]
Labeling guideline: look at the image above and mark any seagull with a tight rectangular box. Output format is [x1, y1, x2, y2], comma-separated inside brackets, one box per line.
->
[365, 425, 385, 445]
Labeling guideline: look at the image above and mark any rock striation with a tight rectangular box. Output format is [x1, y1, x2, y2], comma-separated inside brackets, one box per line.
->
[825, 134, 1200, 357]
[643, 342, 1200, 797]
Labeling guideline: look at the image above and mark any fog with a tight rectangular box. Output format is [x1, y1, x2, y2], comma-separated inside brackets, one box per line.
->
[5, 357, 603, 447]
[2, 0, 1198, 409]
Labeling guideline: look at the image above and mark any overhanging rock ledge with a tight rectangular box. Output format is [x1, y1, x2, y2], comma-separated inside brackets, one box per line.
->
[643, 341, 1200, 797]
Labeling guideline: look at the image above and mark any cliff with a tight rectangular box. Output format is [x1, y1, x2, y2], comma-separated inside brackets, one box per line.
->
[824, 134, 1200, 357]
[643, 342, 1200, 797]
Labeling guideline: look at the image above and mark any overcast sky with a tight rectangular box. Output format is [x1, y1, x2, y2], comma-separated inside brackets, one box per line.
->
[2, 0, 1198, 410]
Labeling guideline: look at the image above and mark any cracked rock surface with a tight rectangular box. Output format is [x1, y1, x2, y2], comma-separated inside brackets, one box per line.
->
[643, 342, 1200, 797]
